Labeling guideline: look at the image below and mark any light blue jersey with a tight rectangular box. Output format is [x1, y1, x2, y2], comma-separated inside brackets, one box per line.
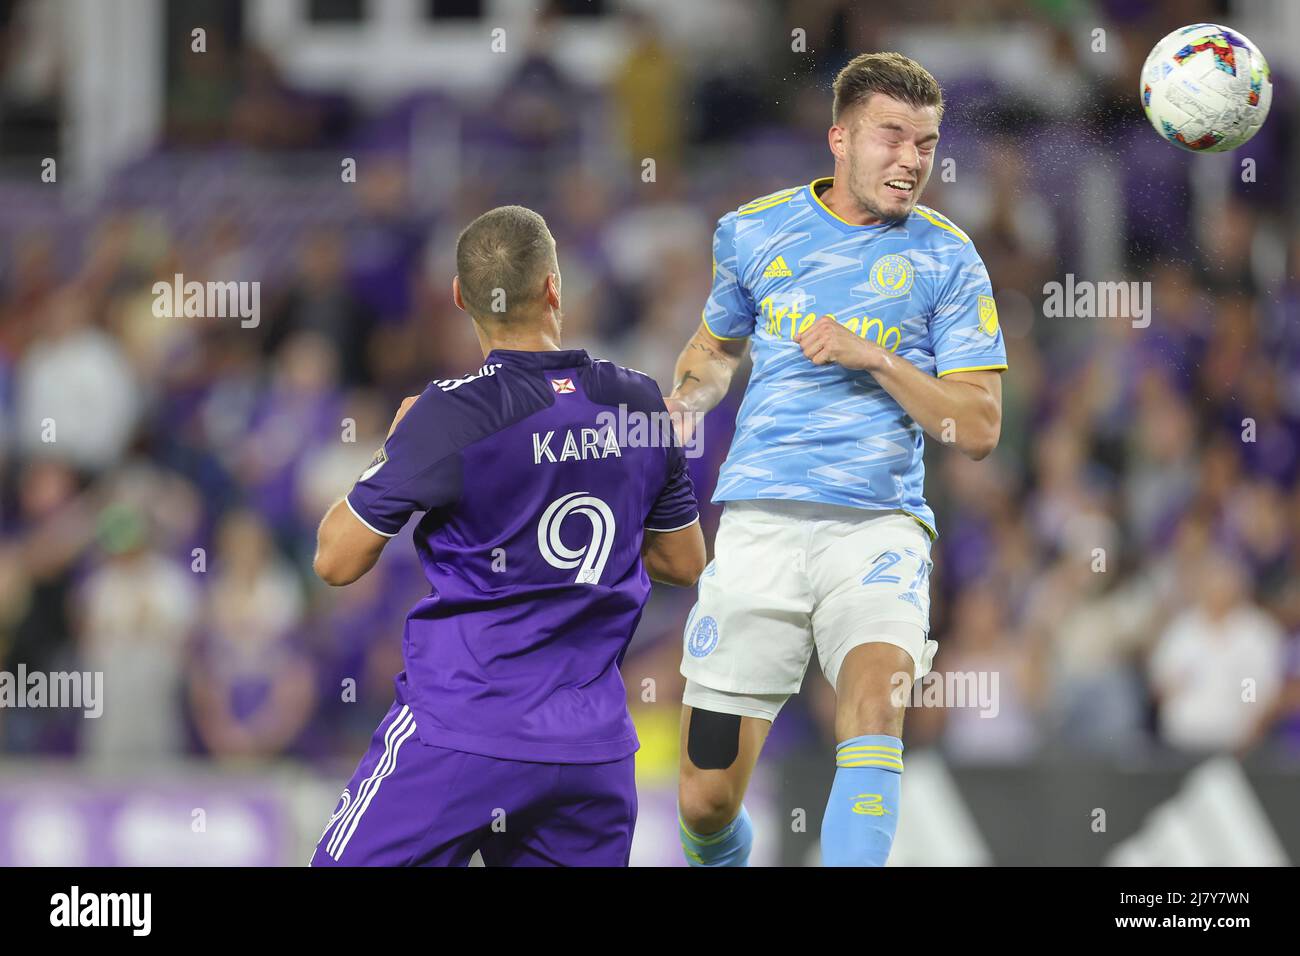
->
[705, 177, 1007, 535]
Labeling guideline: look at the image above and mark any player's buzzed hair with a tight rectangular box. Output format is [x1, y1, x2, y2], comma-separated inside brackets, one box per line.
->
[832, 52, 944, 124]
[456, 205, 558, 321]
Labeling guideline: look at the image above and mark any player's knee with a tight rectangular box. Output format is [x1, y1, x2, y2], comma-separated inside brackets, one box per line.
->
[678, 775, 744, 836]
[679, 709, 749, 833]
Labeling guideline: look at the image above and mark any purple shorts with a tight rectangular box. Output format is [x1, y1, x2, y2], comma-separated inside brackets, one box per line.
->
[310, 700, 637, 867]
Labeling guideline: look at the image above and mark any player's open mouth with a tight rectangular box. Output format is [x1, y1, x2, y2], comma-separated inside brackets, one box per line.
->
[885, 179, 914, 196]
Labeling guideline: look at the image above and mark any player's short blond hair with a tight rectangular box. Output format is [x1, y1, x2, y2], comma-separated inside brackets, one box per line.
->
[831, 52, 944, 125]
[455, 205, 558, 321]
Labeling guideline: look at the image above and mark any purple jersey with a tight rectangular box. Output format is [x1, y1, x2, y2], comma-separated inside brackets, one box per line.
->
[346, 349, 698, 763]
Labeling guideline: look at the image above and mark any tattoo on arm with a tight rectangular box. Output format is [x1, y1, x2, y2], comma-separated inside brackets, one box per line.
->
[676, 369, 702, 391]
[687, 340, 732, 370]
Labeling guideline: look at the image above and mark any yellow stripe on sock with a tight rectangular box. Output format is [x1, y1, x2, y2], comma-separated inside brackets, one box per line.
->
[679, 816, 734, 846]
[837, 757, 904, 770]
[837, 744, 902, 755]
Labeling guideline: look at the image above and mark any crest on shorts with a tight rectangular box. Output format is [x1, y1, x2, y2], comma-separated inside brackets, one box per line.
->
[687, 615, 719, 658]
[977, 295, 999, 336]
[359, 447, 387, 481]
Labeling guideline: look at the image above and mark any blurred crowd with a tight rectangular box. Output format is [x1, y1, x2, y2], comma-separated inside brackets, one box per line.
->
[0, 0, 1298, 773]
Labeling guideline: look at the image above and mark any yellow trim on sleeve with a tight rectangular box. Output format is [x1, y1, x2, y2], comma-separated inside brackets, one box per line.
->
[739, 186, 800, 213]
[739, 194, 796, 216]
[912, 205, 970, 243]
[701, 310, 749, 341]
[937, 364, 1008, 378]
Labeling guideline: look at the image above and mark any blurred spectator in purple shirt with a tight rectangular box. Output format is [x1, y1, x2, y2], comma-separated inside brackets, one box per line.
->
[189, 509, 316, 761]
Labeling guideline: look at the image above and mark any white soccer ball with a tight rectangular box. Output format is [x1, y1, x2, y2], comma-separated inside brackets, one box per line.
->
[1140, 23, 1272, 152]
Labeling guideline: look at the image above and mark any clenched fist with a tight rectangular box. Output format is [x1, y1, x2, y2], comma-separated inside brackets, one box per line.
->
[793, 316, 887, 373]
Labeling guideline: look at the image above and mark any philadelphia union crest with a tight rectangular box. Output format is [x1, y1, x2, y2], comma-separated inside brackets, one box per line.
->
[687, 615, 719, 658]
[869, 254, 914, 298]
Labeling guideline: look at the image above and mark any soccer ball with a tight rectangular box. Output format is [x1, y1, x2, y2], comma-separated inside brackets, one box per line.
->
[1140, 23, 1272, 152]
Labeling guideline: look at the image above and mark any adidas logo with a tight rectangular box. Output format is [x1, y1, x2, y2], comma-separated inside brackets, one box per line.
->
[763, 255, 793, 278]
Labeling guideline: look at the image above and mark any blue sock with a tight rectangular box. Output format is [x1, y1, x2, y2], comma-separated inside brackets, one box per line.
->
[679, 805, 754, 866]
[820, 734, 903, 867]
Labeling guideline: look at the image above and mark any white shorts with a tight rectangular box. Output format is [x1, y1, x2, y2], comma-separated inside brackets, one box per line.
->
[680, 499, 937, 722]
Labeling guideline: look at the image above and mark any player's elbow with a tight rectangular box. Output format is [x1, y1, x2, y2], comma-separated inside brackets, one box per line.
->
[651, 551, 706, 588]
[313, 548, 357, 587]
[661, 553, 707, 589]
[644, 523, 707, 587]
[961, 421, 1001, 461]
[962, 436, 996, 461]
[661, 568, 705, 589]
[314, 497, 388, 586]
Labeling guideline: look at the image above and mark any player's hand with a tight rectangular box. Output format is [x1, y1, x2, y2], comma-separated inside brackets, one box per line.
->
[793, 316, 884, 372]
[663, 396, 699, 446]
[386, 395, 420, 438]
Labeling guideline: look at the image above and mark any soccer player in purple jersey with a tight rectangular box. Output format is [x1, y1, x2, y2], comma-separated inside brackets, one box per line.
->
[309, 205, 705, 866]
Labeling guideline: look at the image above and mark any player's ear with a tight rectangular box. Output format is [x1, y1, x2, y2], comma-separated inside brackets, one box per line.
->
[545, 272, 561, 309]
[828, 123, 847, 162]
[452, 275, 466, 312]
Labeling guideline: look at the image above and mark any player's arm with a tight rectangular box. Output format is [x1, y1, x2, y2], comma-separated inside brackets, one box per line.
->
[664, 212, 752, 432]
[313, 395, 420, 586]
[873, 361, 1000, 460]
[794, 319, 1002, 459]
[797, 239, 1006, 459]
[313, 498, 390, 586]
[665, 322, 748, 423]
[643, 412, 705, 587]
[642, 520, 706, 588]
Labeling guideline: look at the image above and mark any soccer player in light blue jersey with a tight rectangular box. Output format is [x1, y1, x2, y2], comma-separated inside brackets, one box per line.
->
[665, 52, 1007, 867]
